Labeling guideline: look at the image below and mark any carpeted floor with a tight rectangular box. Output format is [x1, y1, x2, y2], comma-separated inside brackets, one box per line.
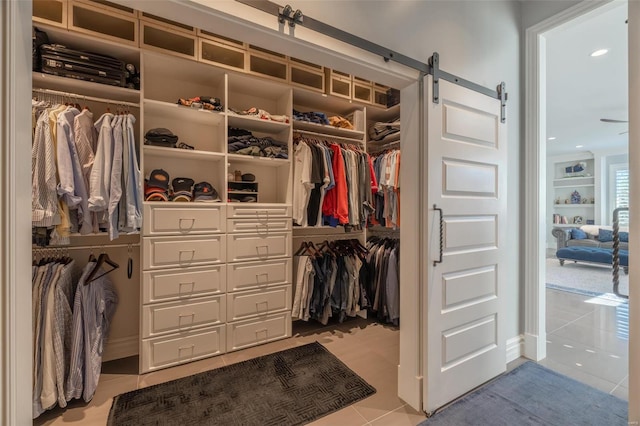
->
[546, 257, 628, 296]
[418, 361, 627, 426]
[107, 342, 376, 426]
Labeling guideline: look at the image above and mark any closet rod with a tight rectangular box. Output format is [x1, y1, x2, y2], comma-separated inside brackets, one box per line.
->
[33, 243, 140, 250]
[294, 129, 364, 144]
[32, 87, 140, 108]
[293, 233, 364, 239]
[369, 140, 400, 153]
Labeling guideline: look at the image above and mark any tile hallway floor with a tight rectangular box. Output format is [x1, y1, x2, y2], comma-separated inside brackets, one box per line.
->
[542, 287, 629, 401]
[35, 288, 628, 425]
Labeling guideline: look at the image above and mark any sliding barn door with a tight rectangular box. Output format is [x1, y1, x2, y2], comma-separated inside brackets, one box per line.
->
[423, 76, 507, 413]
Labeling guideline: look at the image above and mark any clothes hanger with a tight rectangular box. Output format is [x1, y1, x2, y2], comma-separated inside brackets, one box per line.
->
[127, 244, 133, 279]
[85, 247, 119, 285]
[294, 241, 309, 256]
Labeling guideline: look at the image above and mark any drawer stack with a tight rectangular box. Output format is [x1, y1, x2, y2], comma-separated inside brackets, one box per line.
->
[140, 203, 227, 372]
[225, 204, 293, 352]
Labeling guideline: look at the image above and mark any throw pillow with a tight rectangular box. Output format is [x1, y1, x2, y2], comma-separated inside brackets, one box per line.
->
[571, 228, 588, 240]
[619, 231, 629, 243]
[598, 228, 614, 242]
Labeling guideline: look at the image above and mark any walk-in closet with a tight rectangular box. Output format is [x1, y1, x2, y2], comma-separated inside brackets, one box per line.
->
[30, 0, 402, 422]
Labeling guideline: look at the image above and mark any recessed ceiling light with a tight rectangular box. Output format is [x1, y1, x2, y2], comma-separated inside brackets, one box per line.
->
[590, 48, 609, 57]
[548, 137, 556, 140]
[576, 145, 584, 148]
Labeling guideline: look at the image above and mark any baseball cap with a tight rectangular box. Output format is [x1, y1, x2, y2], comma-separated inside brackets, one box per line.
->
[148, 169, 170, 190]
[193, 181, 220, 202]
[241, 173, 256, 182]
[172, 177, 194, 193]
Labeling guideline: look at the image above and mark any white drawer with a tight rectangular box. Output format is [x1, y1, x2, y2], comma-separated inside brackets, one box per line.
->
[142, 295, 225, 338]
[227, 258, 292, 292]
[143, 204, 225, 236]
[141, 325, 225, 372]
[227, 285, 291, 322]
[143, 235, 225, 269]
[227, 232, 291, 262]
[227, 204, 292, 219]
[143, 265, 226, 304]
[226, 218, 292, 233]
[226, 312, 291, 352]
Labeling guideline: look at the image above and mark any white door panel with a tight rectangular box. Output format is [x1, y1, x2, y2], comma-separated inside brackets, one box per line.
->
[424, 76, 507, 413]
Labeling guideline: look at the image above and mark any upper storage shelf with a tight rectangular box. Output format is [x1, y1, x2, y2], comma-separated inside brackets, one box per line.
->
[142, 52, 226, 105]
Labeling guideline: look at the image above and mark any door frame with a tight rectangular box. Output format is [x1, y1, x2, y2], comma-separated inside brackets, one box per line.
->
[524, 0, 638, 420]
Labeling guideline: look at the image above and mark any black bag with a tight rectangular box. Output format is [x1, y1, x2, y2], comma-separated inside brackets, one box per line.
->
[145, 128, 179, 147]
[32, 27, 50, 72]
[39, 44, 127, 87]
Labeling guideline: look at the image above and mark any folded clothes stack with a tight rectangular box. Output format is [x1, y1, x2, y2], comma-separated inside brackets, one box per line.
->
[177, 96, 223, 112]
[228, 106, 289, 123]
[144, 169, 220, 202]
[369, 118, 401, 142]
[292, 109, 330, 125]
[293, 109, 354, 130]
[227, 128, 288, 159]
[328, 115, 354, 130]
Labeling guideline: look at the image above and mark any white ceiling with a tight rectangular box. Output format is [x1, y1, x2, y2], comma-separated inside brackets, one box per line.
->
[545, 2, 628, 157]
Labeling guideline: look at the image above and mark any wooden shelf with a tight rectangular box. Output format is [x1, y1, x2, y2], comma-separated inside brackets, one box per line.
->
[554, 184, 594, 189]
[33, 72, 140, 103]
[553, 176, 594, 182]
[228, 114, 290, 133]
[144, 99, 224, 125]
[553, 204, 595, 208]
[293, 120, 365, 140]
[143, 145, 225, 161]
[228, 191, 259, 195]
[227, 153, 290, 166]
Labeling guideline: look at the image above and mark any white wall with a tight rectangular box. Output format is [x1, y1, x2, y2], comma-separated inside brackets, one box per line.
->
[521, 0, 583, 30]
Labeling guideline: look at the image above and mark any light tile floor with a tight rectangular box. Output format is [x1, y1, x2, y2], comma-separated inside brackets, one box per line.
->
[34, 318, 425, 426]
[542, 288, 629, 401]
[34, 288, 628, 425]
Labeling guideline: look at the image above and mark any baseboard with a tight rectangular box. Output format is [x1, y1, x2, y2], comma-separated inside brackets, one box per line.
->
[523, 332, 547, 361]
[397, 364, 422, 412]
[103, 335, 139, 362]
[506, 335, 524, 363]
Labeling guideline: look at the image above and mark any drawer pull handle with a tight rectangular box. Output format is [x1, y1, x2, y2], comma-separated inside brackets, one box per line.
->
[179, 281, 196, 291]
[178, 344, 195, 351]
[179, 218, 196, 230]
[179, 312, 196, 318]
[255, 328, 268, 338]
[255, 301, 269, 309]
[255, 272, 269, 282]
[179, 250, 196, 263]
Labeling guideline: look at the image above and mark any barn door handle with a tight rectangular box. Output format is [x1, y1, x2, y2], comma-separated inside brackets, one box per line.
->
[433, 204, 443, 267]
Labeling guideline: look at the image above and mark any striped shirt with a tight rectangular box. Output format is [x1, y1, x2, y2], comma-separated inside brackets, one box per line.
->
[32, 111, 60, 227]
[66, 262, 118, 402]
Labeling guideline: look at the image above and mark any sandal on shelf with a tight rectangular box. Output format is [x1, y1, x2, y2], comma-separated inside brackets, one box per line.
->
[176, 142, 195, 150]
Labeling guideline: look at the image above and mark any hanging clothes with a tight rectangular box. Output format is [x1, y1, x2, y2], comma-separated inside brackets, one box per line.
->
[364, 237, 400, 325]
[32, 100, 142, 245]
[293, 135, 372, 229]
[369, 149, 401, 229]
[292, 239, 371, 325]
[32, 254, 118, 418]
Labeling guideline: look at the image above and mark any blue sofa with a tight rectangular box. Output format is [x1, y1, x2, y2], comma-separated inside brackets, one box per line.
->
[552, 225, 629, 273]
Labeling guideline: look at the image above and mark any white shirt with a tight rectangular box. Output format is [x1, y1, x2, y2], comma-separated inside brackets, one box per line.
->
[88, 113, 114, 215]
[292, 142, 314, 226]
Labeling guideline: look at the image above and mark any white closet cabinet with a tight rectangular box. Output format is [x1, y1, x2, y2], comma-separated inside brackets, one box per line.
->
[32, 3, 399, 377]
[140, 50, 294, 370]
